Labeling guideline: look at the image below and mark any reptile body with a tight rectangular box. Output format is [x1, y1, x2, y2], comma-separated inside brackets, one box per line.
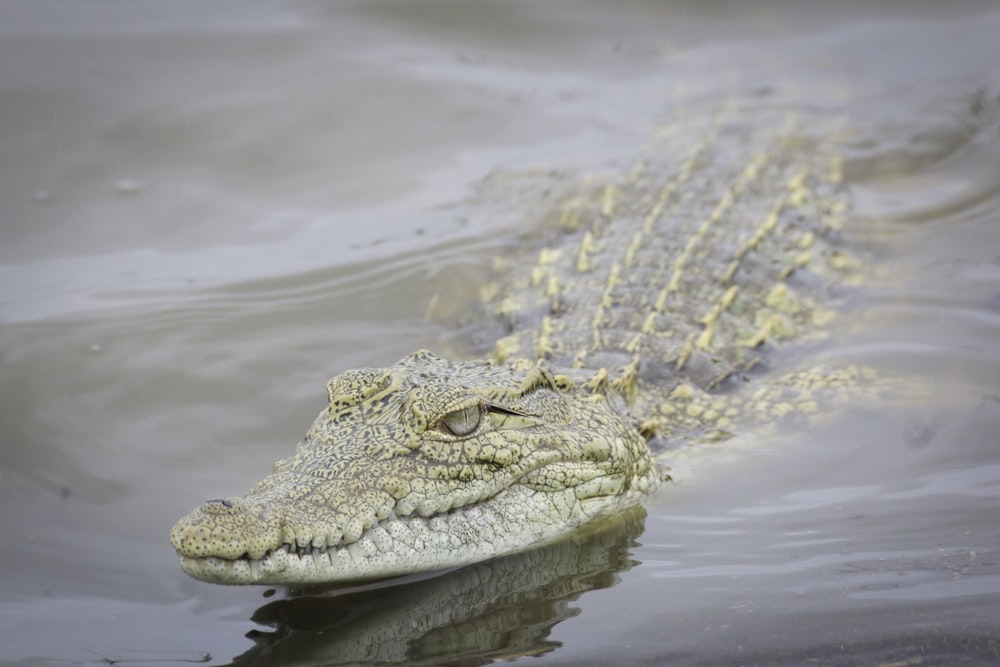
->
[171, 96, 861, 585]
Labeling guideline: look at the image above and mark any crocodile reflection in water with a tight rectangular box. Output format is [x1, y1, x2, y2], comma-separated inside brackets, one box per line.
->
[171, 94, 873, 586]
[223, 508, 644, 667]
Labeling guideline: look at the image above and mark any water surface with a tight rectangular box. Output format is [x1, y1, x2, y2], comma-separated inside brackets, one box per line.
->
[2, 1, 999, 665]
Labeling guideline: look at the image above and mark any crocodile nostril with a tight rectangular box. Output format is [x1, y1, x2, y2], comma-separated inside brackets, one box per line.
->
[206, 498, 234, 509]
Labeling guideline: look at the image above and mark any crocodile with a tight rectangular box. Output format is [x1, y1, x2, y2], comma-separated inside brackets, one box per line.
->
[171, 95, 864, 585]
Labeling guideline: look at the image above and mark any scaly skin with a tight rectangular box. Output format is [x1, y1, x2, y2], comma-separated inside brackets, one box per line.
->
[171, 96, 861, 585]
[171, 353, 657, 584]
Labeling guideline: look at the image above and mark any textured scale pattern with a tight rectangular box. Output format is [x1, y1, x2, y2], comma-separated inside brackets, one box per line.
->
[484, 101, 858, 441]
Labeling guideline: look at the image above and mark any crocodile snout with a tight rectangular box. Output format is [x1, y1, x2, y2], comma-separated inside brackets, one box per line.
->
[170, 496, 281, 561]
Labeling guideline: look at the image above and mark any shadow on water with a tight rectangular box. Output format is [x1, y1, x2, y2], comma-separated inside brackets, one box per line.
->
[223, 507, 645, 667]
[651, 634, 1000, 667]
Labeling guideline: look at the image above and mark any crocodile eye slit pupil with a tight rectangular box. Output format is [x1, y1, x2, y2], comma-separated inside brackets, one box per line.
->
[441, 405, 481, 437]
[487, 404, 528, 417]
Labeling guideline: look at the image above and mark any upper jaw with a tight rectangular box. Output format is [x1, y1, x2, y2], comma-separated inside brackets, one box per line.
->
[169, 464, 515, 584]
[173, 473, 650, 586]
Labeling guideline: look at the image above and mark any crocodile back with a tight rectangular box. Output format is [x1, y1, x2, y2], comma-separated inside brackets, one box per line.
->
[483, 95, 859, 432]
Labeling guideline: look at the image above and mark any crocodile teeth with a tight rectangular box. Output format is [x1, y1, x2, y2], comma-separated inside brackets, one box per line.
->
[394, 499, 415, 517]
[267, 547, 288, 572]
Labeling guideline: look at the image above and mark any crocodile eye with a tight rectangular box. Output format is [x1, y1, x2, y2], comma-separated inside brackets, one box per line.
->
[441, 405, 481, 437]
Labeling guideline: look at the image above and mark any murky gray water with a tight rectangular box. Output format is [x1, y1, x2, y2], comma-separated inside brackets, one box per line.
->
[2, 1, 999, 665]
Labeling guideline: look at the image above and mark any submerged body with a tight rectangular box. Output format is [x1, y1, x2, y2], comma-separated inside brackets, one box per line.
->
[171, 96, 861, 585]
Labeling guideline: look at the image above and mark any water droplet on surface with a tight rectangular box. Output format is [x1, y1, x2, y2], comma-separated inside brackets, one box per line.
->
[113, 179, 143, 195]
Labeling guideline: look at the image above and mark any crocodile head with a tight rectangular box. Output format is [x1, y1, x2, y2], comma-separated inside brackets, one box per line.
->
[170, 350, 658, 585]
